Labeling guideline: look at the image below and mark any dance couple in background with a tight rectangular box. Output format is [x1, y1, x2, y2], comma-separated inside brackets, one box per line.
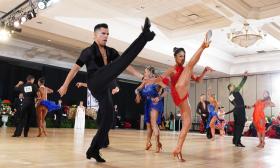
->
[13, 75, 60, 137]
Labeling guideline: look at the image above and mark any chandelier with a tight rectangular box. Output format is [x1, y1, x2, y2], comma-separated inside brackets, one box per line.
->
[228, 23, 264, 48]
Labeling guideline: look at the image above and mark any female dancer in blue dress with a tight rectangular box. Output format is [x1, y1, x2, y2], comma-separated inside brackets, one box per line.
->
[135, 66, 165, 153]
[206, 93, 224, 140]
[36, 77, 60, 137]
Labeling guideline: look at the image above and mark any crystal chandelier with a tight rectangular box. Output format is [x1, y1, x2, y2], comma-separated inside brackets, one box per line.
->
[228, 23, 263, 48]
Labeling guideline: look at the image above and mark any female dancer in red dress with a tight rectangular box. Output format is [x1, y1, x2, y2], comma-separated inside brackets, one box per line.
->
[252, 91, 275, 148]
[154, 32, 213, 161]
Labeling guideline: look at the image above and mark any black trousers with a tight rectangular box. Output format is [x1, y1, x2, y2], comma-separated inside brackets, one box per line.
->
[53, 109, 63, 128]
[14, 100, 35, 137]
[233, 110, 246, 144]
[201, 116, 207, 132]
[87, 89, 113, 153]
[86, 31, 151, 154]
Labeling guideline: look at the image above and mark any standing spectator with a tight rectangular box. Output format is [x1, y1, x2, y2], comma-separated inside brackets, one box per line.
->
[11, 93, 24, 136]
[196, 94, 210, 133]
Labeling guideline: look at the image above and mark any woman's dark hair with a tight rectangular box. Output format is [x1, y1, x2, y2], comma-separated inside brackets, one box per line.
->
[173, 47, 185, 57]
[38, 77, 45, 85]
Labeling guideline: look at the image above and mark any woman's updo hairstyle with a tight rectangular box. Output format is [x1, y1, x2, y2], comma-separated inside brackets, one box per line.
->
[173, 47, 185, 57]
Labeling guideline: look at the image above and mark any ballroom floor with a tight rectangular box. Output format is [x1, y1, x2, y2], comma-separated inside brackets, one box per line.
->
[0, 128, 279, 168]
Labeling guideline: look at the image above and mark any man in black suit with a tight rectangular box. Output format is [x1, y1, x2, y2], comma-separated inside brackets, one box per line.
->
[12, 93, 24, 135]
[196, 94, 210, 133]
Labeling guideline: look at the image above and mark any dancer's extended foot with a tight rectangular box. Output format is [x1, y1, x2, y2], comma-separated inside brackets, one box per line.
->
[172, 148, 185, 162]
[142, 17, 151, 32]
[142, 17, 155, 41]
[145, 142, 152, 150]
[155, 142, 162, 153]
[86, 151, 106, 163]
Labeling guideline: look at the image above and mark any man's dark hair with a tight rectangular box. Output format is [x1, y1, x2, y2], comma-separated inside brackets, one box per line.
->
[227, 83, 233, 91]
[38, 77, 45, 85]
[94, 23, 108, 32]
[26, 75, 35, 81]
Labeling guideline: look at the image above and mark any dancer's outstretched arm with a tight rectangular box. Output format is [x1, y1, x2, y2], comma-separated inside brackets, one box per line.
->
[266, 100, 275, 107]
[191, 67, 214, 82]
[235, 71, 248, 92]
[126, 65, 143, 80]
[152, 67, 174, 87]
[58, 64, 81, 96]
[46, 87, 53, 94]
[225, 108, 235, 115]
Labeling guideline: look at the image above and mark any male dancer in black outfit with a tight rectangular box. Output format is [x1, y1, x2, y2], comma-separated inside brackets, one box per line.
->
[58, 17, 155, 162]
[13, 75, 38, 137]
[226, 71, 248, 147]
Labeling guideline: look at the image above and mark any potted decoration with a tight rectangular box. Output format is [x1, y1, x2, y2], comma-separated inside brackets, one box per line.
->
[0, 99, 14, 128]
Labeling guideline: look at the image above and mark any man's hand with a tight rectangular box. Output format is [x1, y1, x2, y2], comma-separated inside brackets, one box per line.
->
[135, 94, 141, 104]
[16, 81, 24, 87]
[112, 87, 120, 95]
[76, 82, 84, 88]
[205, 66, 214, 72]
[151, 97, 160, 104]
[244, 71, 248, 77]
[58, 85, 68, 97]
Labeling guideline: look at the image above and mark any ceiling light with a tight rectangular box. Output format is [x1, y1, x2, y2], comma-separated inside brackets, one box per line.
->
[21, 16, 27, 24]
[13, 20, 20, 28]
[0, 29, 11, 41]
[38, 1, 47, 9]
[228, 22, 263, 48]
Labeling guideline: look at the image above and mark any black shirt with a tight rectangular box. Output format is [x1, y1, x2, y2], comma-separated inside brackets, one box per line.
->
[196, 101, 210, 120]
[76, 42, 120, 74]
[15, 82, 38, 100]
[13, 98, 24, 112]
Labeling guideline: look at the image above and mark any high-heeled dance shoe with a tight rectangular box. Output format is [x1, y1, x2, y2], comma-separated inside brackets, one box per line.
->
[86, 151, 106, 163]
[172, 150, 186, 162]
[155, 142, 162, 153]
[145, 142, 152, 150]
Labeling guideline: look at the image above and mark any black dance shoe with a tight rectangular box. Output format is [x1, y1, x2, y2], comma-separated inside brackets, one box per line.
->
[143, 17, 151, 32]
[11, 134, 20, 137]
[86, 151, 106, 163]
[142, 17, 155, 41]
[235, 143, 245, 147]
